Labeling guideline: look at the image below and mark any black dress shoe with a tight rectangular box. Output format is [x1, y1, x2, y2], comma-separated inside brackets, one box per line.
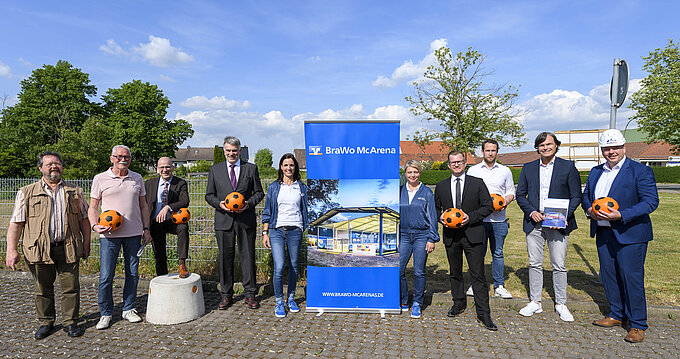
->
[218, 296, 233, 310]
[245, 296, 260, 309]
[63, 324, 84, 337]
[477, 315, 498, 331]
[34, 324, 54, 339]
[447, 304, 466, 317]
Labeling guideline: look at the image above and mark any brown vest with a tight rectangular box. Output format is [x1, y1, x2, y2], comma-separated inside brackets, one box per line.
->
[21, 181, 84, 264]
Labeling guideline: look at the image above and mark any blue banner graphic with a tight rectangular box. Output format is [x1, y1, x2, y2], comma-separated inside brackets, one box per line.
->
[304, 120, 400, 313]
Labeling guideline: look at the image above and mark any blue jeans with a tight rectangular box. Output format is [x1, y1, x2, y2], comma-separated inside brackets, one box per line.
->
[269, 227, 302, 300]
[399, 231, 429, 305]
[98, 235, 141, 316]
[484, 222, 508, 288]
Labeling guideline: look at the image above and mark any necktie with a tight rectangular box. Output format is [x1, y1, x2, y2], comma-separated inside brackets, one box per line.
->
[230, 164, 237, 190]
[455, 178, 461, 209]
[161, 182, 169, 207]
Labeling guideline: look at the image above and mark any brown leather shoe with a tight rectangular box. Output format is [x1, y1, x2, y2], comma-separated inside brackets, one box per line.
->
[625, 328, 645, 343]
[178, 264, 190, 279]
[245, 296, 260, 309]
[592, 316, 622, 327]
[218, 296, 233, 310]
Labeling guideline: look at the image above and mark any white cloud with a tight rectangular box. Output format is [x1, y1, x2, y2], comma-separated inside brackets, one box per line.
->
[99, 39, 128, 56]
[373, 38, 448, 88]
[180, 95, 251, 110]
[18, 58, 32, 66]
[0, 61, 11, 78]
[132, 35, 194, 67]
[159, 74, 176, 82]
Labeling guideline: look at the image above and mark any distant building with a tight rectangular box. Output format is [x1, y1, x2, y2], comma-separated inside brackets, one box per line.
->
[398, 141, 478, 167]
[172, 145, 249, 167]
[556, 128, 677, 169]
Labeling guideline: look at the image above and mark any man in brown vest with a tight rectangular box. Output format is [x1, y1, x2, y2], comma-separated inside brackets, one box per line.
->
[5, 151, 91, 339]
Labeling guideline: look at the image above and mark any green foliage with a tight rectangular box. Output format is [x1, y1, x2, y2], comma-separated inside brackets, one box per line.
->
[213, 145, 225, 164]
[419, 170, 454, 185]
[102, 80, 194, 172]
[652, 166, 680, 183]
[188, 160, 213, 173]
[0, 61, 194, 179]
[405, 46, 526, 155]
[630, 39, 680, 154]
[0, 60, 100, 177]
[254, 148, 274, 172]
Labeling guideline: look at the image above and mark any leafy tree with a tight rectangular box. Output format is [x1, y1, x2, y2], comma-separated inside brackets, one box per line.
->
[213, 145, 226, 164]
[0, 60, 100, 176]
[306, 179, 340, 223]
[405, 46, 526, 155]
[102, 80, 194, 172]
[254, 148, 274, 172]
[630, 39, 680, 154]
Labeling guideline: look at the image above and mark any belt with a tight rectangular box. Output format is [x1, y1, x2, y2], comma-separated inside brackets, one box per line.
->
[51, 241, 65, 247]
[278, 226, 299, 231]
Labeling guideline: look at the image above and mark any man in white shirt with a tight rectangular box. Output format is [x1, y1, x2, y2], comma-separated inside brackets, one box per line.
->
[467, 139, 515, 299]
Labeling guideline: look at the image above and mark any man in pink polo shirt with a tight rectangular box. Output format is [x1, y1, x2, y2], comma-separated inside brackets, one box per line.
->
[88, 145, 152, 330]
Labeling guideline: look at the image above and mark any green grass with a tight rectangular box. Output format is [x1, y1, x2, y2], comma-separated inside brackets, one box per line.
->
[412, 191, 680, 306]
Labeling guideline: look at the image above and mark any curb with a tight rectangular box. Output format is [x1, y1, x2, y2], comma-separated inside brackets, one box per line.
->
[3, 269, 678, 319]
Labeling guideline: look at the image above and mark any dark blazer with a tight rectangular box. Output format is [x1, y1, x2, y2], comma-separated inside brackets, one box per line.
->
[205, 160, 264, 230]
[434, 175, 494, 246]
[516, 157, 582, 235]
[144, 176, 189, 222]
[582, 158, 659, 244]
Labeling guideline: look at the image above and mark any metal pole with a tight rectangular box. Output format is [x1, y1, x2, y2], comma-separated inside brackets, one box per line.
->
[609, 58, 621, 129]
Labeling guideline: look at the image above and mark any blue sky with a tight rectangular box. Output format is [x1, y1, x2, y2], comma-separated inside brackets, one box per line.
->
[1, 1, 678, 161]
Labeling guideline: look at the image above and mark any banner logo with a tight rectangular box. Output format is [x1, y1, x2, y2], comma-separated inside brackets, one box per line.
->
[308, 145, 323, 156]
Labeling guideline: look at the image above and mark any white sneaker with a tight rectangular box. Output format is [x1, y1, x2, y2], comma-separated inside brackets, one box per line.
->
[555, 304, 574, 322]
[96, 315, 112, 330]
[466, 286, 474, 296]
[519, 301, 543, 317]
[494, 285, 513, 299]
[122, 309, 142, 323]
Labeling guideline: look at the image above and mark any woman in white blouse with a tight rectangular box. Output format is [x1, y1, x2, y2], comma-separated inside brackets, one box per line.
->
[262, 153, 309, 318]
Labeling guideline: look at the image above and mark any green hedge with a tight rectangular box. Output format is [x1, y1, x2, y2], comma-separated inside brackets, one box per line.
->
[652, 166, 680, 183]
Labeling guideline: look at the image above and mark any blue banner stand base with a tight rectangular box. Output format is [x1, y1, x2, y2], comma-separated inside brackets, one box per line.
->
[306, 307, 401, 318]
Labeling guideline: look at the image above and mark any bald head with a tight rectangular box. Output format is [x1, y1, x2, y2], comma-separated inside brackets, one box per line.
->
[157, 157, 174, 180]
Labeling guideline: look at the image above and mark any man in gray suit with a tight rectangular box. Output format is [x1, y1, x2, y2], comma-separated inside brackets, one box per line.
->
[205, 136, 264, 309]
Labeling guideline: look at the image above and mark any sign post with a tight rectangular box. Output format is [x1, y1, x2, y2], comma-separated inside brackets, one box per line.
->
[609, 58, 629, 129]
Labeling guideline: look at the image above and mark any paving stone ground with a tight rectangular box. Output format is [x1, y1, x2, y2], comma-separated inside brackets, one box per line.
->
[1, 271, 679, 358]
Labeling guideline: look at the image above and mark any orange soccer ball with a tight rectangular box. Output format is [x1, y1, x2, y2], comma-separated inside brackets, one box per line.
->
[442, 208, 465, 228]
[224, 192, 245, 211]
[98, 210, 123, 230]
[592, 197, 619, 214]
[490, 193, 506, 211]
[171, 208, 191, 224]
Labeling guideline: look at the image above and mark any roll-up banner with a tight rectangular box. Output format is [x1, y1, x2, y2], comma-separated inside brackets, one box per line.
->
[304, 119, 401, 314]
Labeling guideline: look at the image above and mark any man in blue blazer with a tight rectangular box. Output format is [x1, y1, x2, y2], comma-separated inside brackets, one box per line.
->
[516, 132, 582, 322]
[205, 136, 264, 310]
[583, 129, 659, 343]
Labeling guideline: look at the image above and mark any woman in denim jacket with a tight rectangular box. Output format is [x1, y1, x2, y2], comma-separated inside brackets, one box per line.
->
[399, 160, 439, 318]
[262, 153, 308, 317]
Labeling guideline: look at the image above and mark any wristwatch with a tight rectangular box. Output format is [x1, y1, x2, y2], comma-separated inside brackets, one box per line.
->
[143, 227, 150, 231]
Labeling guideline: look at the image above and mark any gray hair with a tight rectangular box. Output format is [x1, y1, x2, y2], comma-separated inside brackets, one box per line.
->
[111, 145, 131, 156]
[404, 159, 423, 173]
[223, 136, 241, 148]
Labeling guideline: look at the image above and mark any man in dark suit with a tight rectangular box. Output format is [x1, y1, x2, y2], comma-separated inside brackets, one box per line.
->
[516, 132, 582, 322]
[205, 136, 264, 310]
[583, 129, 658, 343]
[145, 157, 190, 278]
[434, 150, 496, 330]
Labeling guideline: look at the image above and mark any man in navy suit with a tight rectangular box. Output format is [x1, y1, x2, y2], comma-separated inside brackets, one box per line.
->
[583, 129, 659, 343]
[516, 132, 582, 322]
[205, 136, 264, 310]
[434, 150, 497, 330]
[144, 157, 190, 278]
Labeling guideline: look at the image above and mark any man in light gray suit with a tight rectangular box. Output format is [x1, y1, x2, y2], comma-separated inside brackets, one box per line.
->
[205, 136, 264, 310]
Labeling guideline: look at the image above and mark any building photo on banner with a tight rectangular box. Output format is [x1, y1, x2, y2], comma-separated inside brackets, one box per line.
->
[304, 120, 401, 315]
